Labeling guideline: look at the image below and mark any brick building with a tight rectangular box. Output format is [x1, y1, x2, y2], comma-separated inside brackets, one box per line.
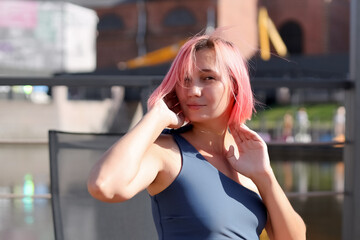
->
[95, 0, 258, 69]
[263, 0, 349, 55]
[90, 0, 349, 70]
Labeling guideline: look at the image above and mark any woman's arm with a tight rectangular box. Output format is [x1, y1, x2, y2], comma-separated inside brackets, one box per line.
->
[226, 124, 306, 240]
[254, 167, 306, 240]
[87, 96, 184, 203]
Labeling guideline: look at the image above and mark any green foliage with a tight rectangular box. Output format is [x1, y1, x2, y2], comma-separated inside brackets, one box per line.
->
[248, 103, 341, 130]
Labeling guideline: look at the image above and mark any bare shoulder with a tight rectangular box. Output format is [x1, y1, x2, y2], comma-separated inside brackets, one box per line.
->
[153, 133, 181, 168]
[148, 133, 179, 159]
[155, 133, 178, 149]
[147, 133, 182, 195]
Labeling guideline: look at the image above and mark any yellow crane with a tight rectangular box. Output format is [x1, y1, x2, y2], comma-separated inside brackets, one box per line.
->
[258, 6, 288, 60]
[118, 40, 186, 69]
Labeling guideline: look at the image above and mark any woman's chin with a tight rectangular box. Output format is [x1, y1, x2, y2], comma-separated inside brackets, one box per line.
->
[186, 115, 210, 123]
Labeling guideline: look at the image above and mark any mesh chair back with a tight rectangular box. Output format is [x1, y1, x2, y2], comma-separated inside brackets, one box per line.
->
[49, 131, 157, 240]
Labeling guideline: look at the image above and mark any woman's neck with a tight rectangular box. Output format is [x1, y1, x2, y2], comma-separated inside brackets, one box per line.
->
[188, 123, 231, 154]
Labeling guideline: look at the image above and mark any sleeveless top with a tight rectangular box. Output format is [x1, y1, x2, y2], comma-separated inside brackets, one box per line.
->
[150, 127, 267, 240]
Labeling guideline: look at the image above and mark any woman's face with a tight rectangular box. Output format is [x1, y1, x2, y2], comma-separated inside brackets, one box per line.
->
[175, 48, 234, 124]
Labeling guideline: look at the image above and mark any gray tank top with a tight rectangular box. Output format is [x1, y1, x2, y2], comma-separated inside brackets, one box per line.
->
[151, 126, 267, 239]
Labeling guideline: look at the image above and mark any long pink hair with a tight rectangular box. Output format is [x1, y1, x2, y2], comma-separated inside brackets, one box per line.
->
[147, 34, 254, 126]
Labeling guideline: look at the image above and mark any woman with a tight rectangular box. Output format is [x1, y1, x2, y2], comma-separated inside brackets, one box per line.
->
[88, 34, 306, 239]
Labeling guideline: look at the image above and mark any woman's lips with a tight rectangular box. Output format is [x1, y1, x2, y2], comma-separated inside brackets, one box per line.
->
[187, 104, 205, 110]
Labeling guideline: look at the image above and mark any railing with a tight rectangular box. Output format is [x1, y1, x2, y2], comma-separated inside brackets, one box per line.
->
[0, 75, 354, 89]
[0, 75, 351, 200]
[0, 138, 345, 199]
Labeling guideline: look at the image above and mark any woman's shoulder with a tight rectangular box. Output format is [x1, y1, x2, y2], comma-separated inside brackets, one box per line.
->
[147, 130, 183, 195]
[151, 131, 180, 159]
[155, 133, 176, 148]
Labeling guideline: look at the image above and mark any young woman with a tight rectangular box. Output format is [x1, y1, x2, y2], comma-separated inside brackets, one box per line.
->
[88, 34, 306, 239]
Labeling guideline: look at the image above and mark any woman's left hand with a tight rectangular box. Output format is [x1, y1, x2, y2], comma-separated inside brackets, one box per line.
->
[225, 124, 272, 181]
[227, 124, 307, 239]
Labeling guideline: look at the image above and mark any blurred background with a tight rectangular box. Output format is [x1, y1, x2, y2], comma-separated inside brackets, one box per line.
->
[0, 0, 354, 239]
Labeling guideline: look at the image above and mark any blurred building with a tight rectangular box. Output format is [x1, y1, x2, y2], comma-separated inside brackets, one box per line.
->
[87, 0, 349, 70]
[0, 0, 350, 72]
[84, 0, 349, 107]
[263, 0, 349, 55]
[94, 0, 259, 69]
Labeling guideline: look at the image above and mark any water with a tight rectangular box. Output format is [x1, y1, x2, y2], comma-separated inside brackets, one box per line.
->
[291, 196, 342, 240]
[273, 160, 343, 240]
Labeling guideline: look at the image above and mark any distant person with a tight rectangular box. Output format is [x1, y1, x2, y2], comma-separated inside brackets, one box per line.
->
[282, 112, 294, 142]
[295, 107, 311, 142]
[332, 106, 345, 199]
[333, 106, 345, 142]
[88, 32, 306, 239]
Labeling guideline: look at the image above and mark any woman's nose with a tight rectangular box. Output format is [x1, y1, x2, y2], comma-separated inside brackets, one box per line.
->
[187, 83, 202, 97]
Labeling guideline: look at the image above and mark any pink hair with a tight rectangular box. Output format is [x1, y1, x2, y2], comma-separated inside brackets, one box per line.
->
[147, 34, 254, 126]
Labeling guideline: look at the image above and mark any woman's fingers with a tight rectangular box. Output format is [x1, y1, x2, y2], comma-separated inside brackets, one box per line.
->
[239, 124, 264, 142]
[225, 145, 238, 167]
[177, 110, 185, 123]
[230, 124, 253, 143]
[164, 94, 178, 109]
[229, 125, 246, 153]
[164, 92, 184, 115]
[169, 102, 180, 113]
[157, 92, 185, 129]
[229, 124, 241, 143]
[230, 124, 266, 152]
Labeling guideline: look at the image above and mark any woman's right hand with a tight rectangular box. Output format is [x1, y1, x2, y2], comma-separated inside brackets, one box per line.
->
[151, 91, 185, 129]
[89, 92, 182, 203]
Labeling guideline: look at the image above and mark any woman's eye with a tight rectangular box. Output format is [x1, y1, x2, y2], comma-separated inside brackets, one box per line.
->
[184, 77, 192, 86]
[204, 76, 215, 81]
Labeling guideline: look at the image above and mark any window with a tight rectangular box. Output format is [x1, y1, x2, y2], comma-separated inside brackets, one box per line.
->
[279, 21, 303, 54]
[97, 14, 124, 31]
[163, 7, 196, 27]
